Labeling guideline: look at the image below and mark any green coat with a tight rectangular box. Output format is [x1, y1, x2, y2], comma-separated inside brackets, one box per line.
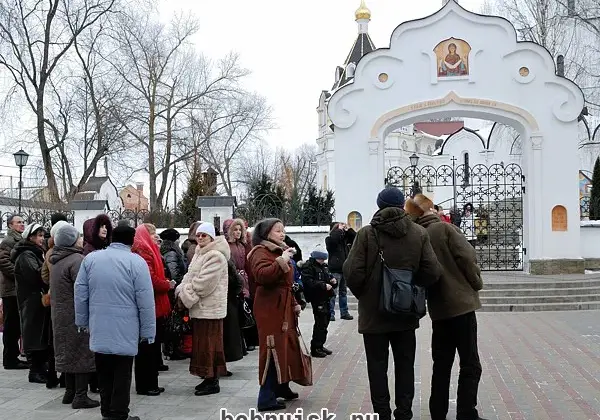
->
[343, 208, 442, 334]
[414, 213, 483, 321]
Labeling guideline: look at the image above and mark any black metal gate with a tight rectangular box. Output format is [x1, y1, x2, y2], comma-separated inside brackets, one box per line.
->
[385, 161, 524, 271]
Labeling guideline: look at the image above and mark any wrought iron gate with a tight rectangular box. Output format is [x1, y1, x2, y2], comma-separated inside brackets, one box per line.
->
[385, 162, 524, 271]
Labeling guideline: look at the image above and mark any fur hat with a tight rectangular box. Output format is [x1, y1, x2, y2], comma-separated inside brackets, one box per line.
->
[196, 222, 216, 240]
[23, 223, 43, 239]
[50, 220, 69, 238]
[159, 228, 180, 242]
[310, 244, 328, 260]
[112, 225, 135, 246]
[405, 194, 434, 217]
[54, 224, 79, 247]
[252, 218, 282, 247]
[377, 187, 405, 209]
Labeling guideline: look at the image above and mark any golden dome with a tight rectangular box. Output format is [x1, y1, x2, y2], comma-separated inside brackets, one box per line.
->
[355, 0, 371, 20]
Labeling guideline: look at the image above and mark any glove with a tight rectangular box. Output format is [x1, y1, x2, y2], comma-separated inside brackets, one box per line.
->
[77, 327, 89, 334]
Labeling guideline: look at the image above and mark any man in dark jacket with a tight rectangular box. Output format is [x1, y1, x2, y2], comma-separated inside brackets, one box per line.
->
[343, 187, 442, 420]
[325, 222, 356, 321]
[0, 214, 28, 369]
[301, 245, 336, 358]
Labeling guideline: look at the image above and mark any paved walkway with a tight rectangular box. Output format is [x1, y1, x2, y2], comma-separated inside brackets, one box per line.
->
[0, 310, 599, 419]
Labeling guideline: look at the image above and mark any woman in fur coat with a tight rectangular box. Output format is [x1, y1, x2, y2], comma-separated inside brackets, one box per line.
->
[175, 222, 230, 397]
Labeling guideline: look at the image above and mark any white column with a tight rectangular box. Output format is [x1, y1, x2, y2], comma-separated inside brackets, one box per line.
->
[527, 133, 544, 266]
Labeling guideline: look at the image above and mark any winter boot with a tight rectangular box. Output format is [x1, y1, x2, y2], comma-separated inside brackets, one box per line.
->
[194, 378, 220, 396]
[71, 373, 100, 409]
[62, 373, 75, 404]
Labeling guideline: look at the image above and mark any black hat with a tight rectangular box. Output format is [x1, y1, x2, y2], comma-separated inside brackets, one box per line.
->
[112, 225, 135, 246]
[377, 187, 405, 210]
[159, 228, 180, 242]
[51, 213, 68, 226]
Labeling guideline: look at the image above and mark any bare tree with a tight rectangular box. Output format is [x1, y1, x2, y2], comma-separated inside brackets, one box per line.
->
[0, 0, 117, 201]
[198, 93, 272, 196]
[108, 11, 249, 210]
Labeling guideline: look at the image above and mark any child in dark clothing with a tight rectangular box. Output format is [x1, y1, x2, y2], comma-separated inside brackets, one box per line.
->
[301, 245, 337, 358]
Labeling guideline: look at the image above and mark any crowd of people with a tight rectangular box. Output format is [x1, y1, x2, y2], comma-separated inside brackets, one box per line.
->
[0, 189, 485, 420]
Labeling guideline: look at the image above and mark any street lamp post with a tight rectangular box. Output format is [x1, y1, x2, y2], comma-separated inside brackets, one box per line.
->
[13, 150, 29, 214]
[409, 153, 421, 197]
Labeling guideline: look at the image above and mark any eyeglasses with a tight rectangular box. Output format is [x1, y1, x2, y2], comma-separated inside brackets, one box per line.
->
[196, 233, 210, 239]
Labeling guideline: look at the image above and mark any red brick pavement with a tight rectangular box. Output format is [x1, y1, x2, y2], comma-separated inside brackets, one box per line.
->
[289, 310, 600, 420]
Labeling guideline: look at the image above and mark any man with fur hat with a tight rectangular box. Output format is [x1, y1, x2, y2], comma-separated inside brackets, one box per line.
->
[343, 186, 442, 420]
[300, 244, 336, 358]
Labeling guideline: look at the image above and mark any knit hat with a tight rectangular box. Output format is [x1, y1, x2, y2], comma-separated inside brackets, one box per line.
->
[377, 187, 405, 209]
[311, 244, 328, 260]
[50, 213, 68, 227]
[112, 225, 136, 246]
[159, 228, 180, 242]
[54, 224, 80, 247]
[251, 218, 282, 247]
[196, 222, 216, 240]
[23, 223, 43, 239]
[50, 220, 69, 238]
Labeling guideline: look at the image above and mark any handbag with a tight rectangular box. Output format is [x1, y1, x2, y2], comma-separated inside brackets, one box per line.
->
[238, 298, 256, 329]
[373, 229, 427, 319]
[294, 325, 313, 386]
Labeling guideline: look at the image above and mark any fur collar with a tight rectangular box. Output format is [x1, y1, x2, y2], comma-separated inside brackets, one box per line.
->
[195, 236, 231, 259]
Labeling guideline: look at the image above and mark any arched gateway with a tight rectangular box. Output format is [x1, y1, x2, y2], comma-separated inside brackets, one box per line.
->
[327, 1, 585, 274]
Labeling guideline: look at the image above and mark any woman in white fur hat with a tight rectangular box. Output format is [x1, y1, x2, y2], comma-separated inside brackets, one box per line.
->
[175, 221, 230, 396]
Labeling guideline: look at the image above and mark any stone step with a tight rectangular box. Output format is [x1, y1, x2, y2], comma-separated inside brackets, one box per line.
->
[480, 302, 600, 312]
[480, 294, 600, 304]
[480, 286, 600, 297]
[482, 278, 600, 290]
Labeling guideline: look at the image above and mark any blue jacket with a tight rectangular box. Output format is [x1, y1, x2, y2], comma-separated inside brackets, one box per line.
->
[75, 243, 156, 356]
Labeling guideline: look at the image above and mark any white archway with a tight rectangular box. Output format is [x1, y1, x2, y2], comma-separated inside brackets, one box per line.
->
[327, 1, 585, 274]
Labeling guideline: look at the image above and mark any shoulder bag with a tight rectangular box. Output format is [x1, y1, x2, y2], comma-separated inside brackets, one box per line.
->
[373, 228, 427, 319]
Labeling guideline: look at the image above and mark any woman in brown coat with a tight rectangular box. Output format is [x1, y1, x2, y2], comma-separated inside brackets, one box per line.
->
[247, 218, 311, 412]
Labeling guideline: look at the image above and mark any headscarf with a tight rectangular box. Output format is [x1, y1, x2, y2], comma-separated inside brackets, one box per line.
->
[133, 224, 166, 281]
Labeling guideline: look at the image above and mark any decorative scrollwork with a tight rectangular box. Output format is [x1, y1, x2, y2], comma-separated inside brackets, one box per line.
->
[1, 210, 75, 231]
[386, 162, 524, 271]
[106, 209, 192, 229]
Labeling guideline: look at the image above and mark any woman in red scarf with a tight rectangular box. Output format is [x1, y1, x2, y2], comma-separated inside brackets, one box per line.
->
[132, 223, 175, 396]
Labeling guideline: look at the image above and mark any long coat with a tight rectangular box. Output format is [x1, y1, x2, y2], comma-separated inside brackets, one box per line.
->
[223, 259, 244, 363]
[247, 240, 308, 386]
[11, 240, 49, 353]
[49, 246, 95, 373]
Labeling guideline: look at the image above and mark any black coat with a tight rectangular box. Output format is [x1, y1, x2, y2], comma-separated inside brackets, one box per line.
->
[160, 240, 187, 285]
[325, 228, 356, 273]
[284, 235, 303, 263]
[223, 259, 244, 363]
[11, 240, 50, 353]
[301, 258, 335, 305]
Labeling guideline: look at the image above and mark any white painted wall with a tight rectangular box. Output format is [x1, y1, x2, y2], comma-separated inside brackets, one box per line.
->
[580, 222, 600, 259]
[327, 1, 584, 267]
[199, 206, 233, 228]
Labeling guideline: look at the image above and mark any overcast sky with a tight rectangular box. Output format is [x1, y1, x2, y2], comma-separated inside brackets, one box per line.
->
[159, 0, 486, 149]
[0, 0, 486, 190]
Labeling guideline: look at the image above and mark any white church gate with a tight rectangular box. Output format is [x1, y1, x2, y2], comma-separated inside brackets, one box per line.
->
[385, 162, 524, 271]
[327, 1, 586, 274]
